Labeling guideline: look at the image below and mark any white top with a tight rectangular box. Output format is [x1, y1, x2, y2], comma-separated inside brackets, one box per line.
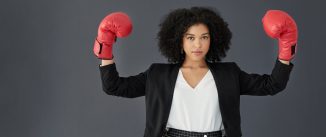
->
[166, 68, 224, 132]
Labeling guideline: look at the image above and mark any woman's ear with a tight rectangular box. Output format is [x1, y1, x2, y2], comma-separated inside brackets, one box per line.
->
[180, 45, 184, 54]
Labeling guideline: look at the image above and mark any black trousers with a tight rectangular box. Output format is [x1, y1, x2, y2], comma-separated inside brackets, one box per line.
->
[163, 128, 227, 137]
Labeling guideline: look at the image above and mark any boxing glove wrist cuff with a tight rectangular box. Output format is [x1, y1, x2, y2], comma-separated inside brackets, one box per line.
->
[101, 55, 114, 60]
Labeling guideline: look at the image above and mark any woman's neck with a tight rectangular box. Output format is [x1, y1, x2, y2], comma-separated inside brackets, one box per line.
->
[181, 58, 208, 69]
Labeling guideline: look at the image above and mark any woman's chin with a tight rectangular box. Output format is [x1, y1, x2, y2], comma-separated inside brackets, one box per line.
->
[189, 56, 205, 61]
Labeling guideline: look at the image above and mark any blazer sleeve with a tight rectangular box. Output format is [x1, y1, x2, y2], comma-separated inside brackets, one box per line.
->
[235, 59, 294, 96]
[98, 63, 152, 98]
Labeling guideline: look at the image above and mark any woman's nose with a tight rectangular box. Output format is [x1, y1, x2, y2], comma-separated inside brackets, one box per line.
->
[194, 40, 202, 48]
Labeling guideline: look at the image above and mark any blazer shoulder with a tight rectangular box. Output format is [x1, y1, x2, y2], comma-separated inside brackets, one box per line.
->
[148, 63, 180, 73]
[150, 62, 240, 71]
[213, 61, 239, 69]
[218, 61, 237, 65]
[150, 63, 178, 67]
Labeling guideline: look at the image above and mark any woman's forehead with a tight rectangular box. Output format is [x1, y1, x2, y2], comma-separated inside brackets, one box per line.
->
[184, 23, 209, 35]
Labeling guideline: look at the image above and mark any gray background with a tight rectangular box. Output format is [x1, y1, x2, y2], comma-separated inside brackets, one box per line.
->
[1, 0, 325, 137]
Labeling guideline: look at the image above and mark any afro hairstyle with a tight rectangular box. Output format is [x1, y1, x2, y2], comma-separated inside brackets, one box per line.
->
[157, 6, 232, 63]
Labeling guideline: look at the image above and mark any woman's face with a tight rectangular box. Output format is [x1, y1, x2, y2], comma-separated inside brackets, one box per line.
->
[182, 23, 210, 62]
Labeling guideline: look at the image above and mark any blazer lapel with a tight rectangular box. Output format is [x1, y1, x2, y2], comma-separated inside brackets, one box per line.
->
[162, 62, 182, 126]
[167, 62, 182, 101]
[165, 61, 227, 106]
[163, 61, 227, 126]
[207, 62, 227, 118]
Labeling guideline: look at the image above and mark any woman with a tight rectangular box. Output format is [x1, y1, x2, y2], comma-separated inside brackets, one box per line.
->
[93, 6, 297, 137]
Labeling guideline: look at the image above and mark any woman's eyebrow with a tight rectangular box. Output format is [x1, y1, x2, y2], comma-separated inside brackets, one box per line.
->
[184, 33, 209, 36]
[184, 33, 194, 36]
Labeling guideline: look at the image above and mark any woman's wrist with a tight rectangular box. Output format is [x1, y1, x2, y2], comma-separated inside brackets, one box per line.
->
[101, 59, 115, 66]
[278, 59, 290, 65]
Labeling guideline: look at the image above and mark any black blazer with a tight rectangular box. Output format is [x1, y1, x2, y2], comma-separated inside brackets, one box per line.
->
[98, 59, 294, 137]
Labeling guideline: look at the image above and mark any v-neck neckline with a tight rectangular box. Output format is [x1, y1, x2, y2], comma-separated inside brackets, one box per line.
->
[179, 69, 210, 90]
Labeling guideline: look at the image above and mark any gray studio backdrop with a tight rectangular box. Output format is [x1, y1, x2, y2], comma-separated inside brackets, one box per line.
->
[1, 0, 325, 137]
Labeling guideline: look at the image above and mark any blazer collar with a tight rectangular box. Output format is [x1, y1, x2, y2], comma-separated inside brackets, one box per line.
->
[172, 60, 217, 82]
[164, 60, 226, 126]
[174, 60, 214, 69]
[172, 61, 220, 92]
[168, 60, 223, 99]
[170, 60, 225, 99]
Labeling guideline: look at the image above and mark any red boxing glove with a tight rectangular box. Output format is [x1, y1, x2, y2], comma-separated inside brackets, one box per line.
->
[93, 12, 133, 60]
[262, 10, 298, 61]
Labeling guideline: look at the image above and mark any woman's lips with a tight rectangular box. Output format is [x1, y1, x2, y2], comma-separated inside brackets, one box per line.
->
[192, 51, 202, 53]
[192, 51, 203, 55]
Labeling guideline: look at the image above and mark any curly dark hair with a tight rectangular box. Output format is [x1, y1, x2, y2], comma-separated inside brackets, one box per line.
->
[157, 6, 232, 64]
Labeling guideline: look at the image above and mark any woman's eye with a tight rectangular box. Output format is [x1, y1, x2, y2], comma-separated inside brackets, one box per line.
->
[202, 36, 209, 39]
[187, 37, 194, 40]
